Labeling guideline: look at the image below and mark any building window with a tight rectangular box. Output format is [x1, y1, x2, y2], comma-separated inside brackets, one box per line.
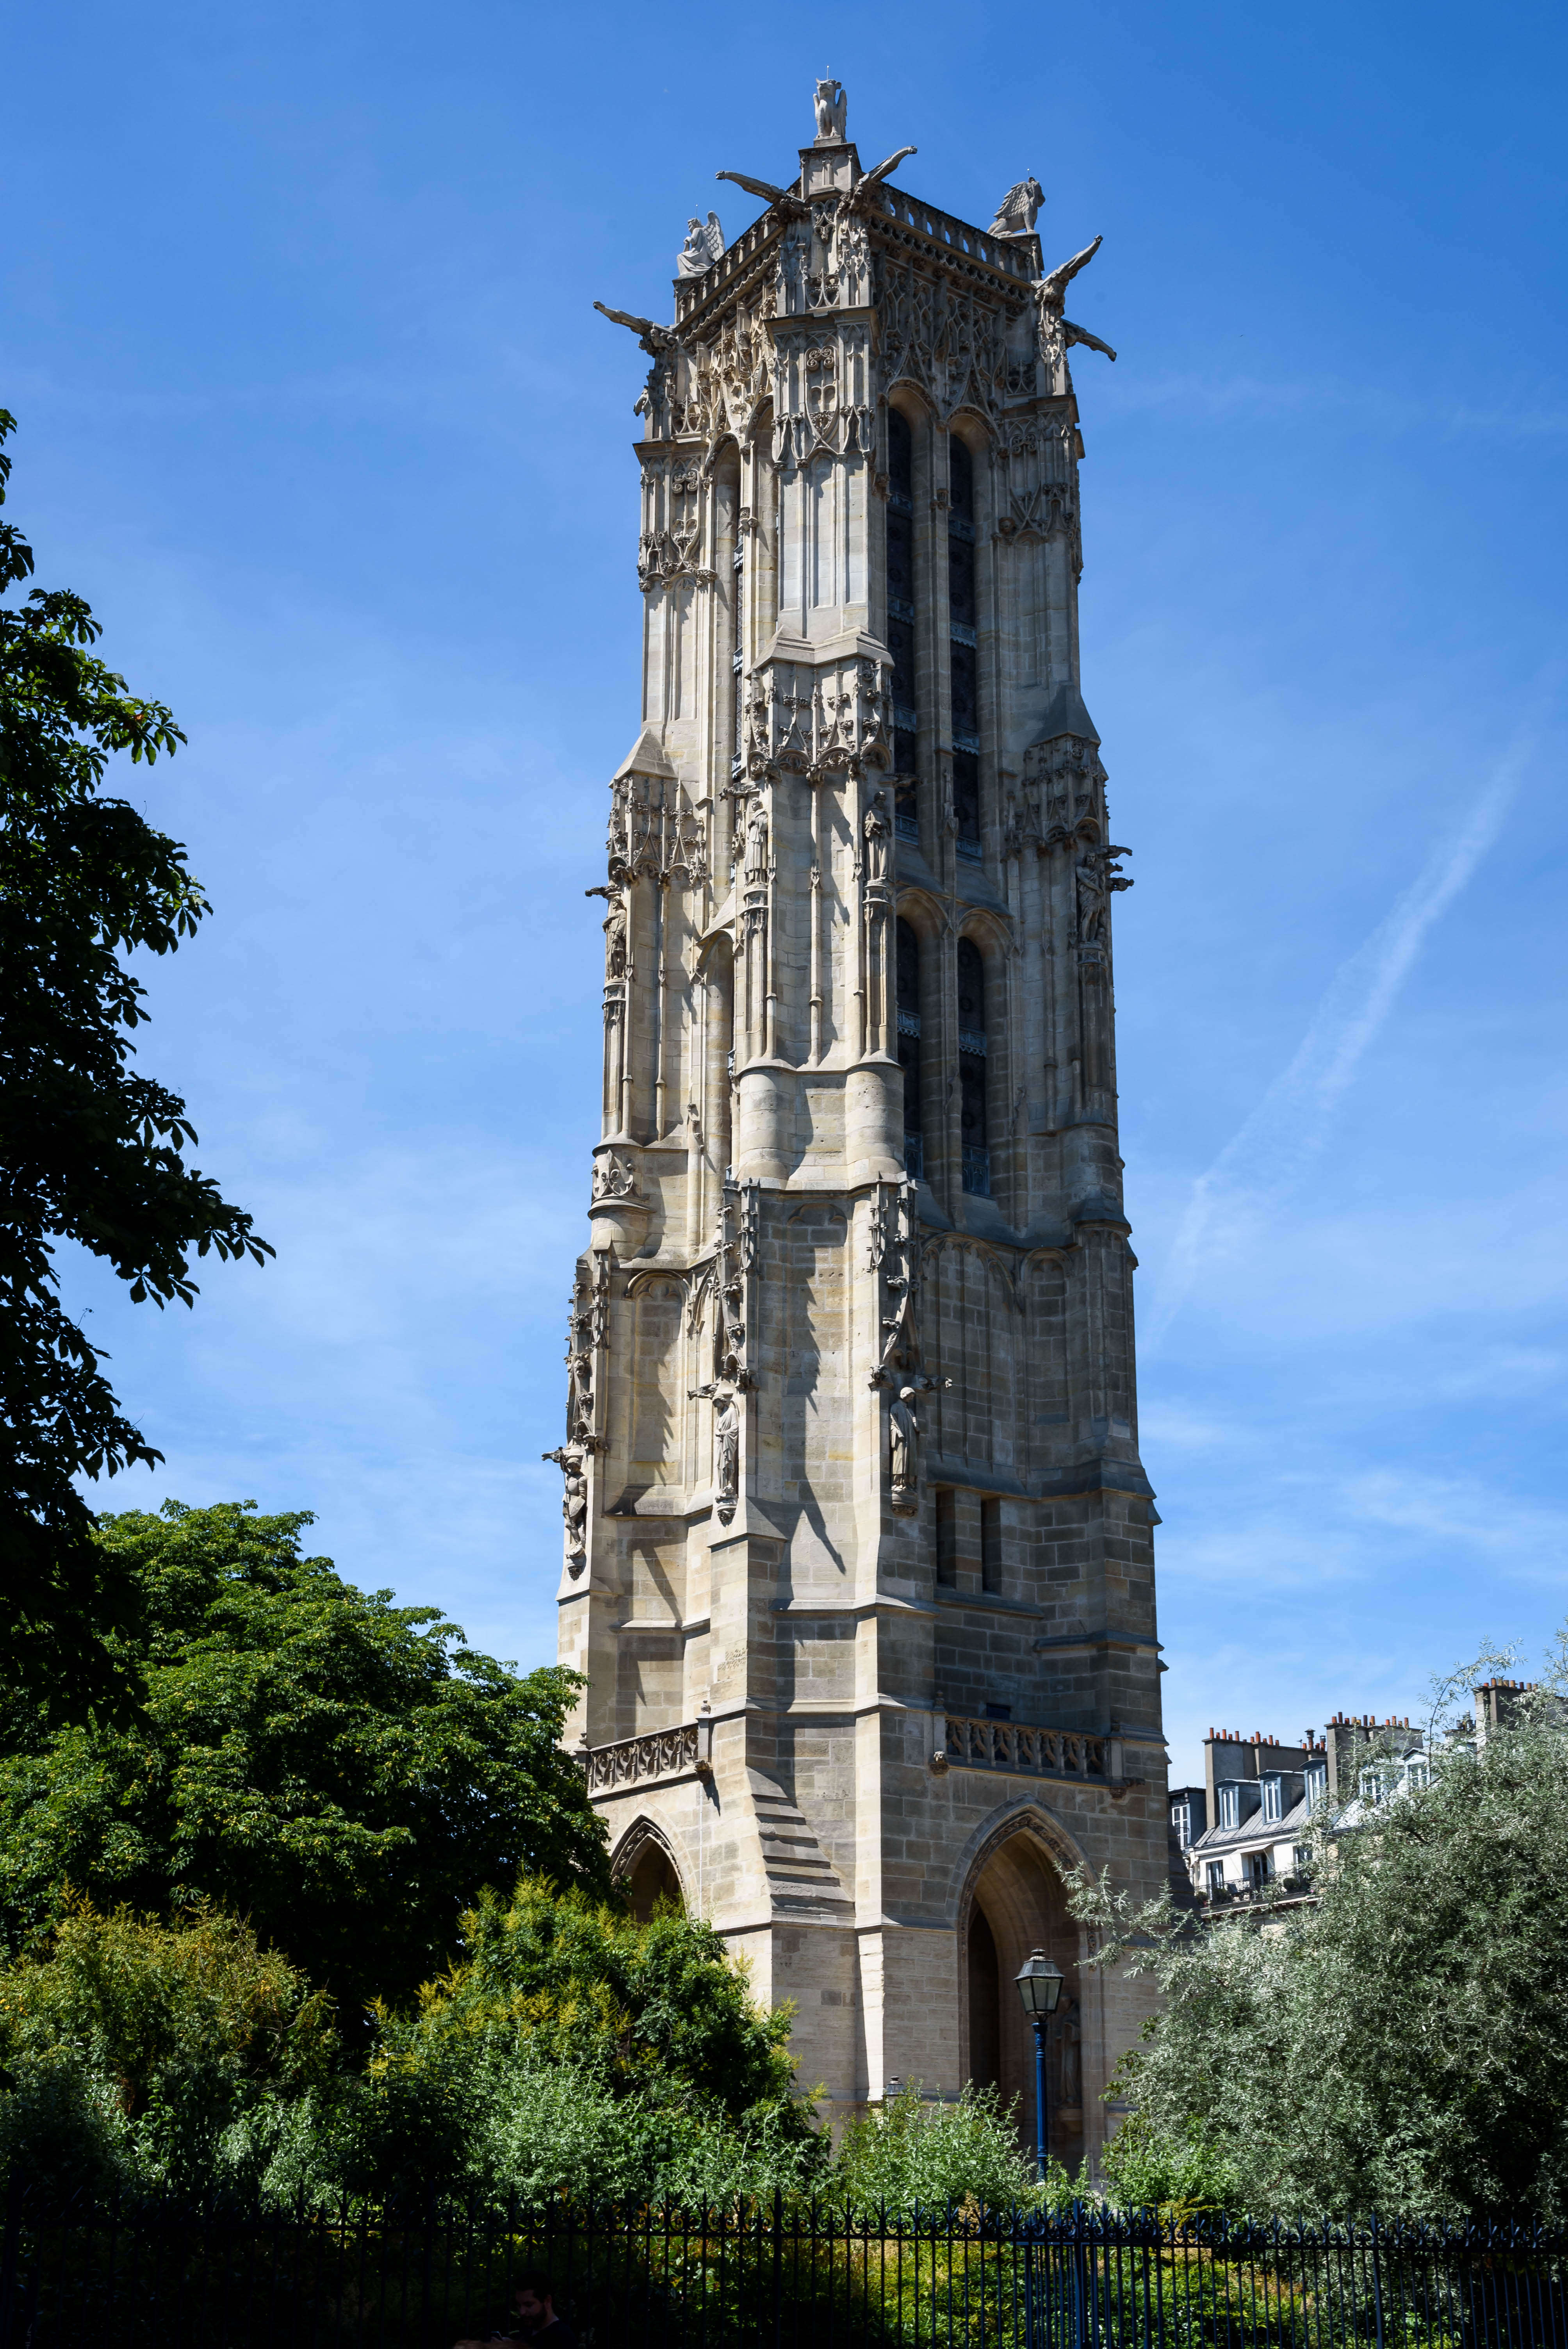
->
[1248, 1850, 1273, 1888]
[981, 1497, 1001, 1593]
[731, 539, 745, 773]
[1171, 1801, 1192, 1852]
[935, 1486, 957, 1586]
[1206, 1861, 1225, 1895]
[886, 409, 918, 822]
[1262, 1774, 1283, 1824]
[948, 439, 981, 856]
[1404, 1756, 1429, 1792]
[896, 918, 923, 1180]
[1292, 1844, 1314, 1877]
[1217, 1781, 1240, 1831]
[1304, 1762, 1327, 1806]
[957, 938, 988, 1195]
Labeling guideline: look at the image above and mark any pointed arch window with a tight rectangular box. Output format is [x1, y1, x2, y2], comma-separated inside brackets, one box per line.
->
[948, 438, 981, 858]
[896, 916, 923, 1181]
[886, 408, 918, 838]
[957, 936, 988, 1195]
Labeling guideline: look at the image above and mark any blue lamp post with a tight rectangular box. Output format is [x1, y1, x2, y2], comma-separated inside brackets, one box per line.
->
[1014, 1947, 1064, 2179]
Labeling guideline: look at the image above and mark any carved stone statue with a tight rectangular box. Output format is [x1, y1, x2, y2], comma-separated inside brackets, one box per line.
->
[1075, 853, 1109, 946]
[990, 176, 1044, 237]
[889, 1385, 919, 1501]
[676, 212, 725, 280]
[542, 1447, 589, 1575]
[813, 77, 847, 143]
[567, 1346, 594, 1436]
[862, 792, 890, 881]
[603, 898, 627, 977]
[1076, 847, 1133, 945]
[743, 799, 769, 887]
[1031, 237, 1117, 376]
[714, 1392, 740, 1505]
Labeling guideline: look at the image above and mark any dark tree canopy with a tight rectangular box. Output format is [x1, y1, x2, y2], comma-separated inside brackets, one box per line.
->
[0, 410, 270, 1724]
[0, 1502, 611, 2028]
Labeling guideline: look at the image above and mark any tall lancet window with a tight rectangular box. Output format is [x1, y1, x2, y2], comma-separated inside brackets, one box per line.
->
[732, 530, 746, 775]
[957, 936, 989, 1196]
[896, 918, 923, 1181]
[948, 438, 981, 857]
[886, 408, 918, 840]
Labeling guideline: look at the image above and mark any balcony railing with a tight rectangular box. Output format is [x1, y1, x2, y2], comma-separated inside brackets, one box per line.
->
[579, 1722, 705, 1795]
[943, 1713, 1108, 1780]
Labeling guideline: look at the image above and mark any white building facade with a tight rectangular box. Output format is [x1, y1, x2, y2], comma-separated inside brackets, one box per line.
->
[550, 84, 1168, 2166]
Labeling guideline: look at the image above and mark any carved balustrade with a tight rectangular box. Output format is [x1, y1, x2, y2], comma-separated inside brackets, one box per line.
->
[579, 1722, 707, 1795]
[942, 1713, 1108, 1780]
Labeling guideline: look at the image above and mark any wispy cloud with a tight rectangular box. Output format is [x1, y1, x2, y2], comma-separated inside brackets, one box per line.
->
[1342, 1470, 1568, 1584]
[1148, 731, 1536, 1342]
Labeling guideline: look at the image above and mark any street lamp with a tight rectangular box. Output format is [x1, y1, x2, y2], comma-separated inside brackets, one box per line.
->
[1014, 1947, 1064, 2179]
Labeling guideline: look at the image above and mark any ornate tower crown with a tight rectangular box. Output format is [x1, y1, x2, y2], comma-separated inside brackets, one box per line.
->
[563, 85, 1163, 2162]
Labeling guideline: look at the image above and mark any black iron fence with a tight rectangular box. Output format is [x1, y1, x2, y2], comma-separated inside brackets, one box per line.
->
[1, 2192, 1564, 2348]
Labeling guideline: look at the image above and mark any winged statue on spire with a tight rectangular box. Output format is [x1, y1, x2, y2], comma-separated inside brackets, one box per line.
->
[1032, 234, 1118, 372]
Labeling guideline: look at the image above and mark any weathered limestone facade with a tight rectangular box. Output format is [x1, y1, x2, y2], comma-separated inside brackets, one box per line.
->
[551, 85, 1167, 2167]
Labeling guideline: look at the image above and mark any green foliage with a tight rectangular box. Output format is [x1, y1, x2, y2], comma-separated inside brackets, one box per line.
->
[0, 1503, 610, 2027]
[0, 1893, 335, 2107]
[0, 1897, 333, 2201]
[250, 2042, 825, 2213]
[1073, 1666, 1568, 2222]
[1097, 2109, 1238, 2220]
[407, 1875, 807, 2121]
[832, 2081, 1071, 2218]
[0, 1877, 829, 2214]
[0, 412, 271, 1727]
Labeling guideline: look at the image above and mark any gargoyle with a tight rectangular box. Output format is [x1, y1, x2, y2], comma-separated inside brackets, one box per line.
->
[846, 144, 918, 208]
[593, 301, 680, 356]
[716, 169, 809, 219]
[1035, 234, 1103, 310]
[1033, 238, 1116, 365]
[1064, 321, 1117, 362]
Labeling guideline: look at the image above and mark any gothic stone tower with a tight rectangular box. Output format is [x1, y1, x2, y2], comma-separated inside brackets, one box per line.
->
[552, 83, 1167, 2167]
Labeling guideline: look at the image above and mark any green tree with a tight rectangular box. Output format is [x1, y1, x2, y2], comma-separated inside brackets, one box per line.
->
[0, 1502, 610, 2027]
[406, 1873, 807, 2124]
[1074, 1659, 1568, 2222]
[301, 1876, 826, 2207]
[0, 410, 271, 1726]
[0, 1895, 335, 2201]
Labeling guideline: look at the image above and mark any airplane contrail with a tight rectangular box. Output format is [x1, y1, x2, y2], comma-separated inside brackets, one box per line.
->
[1147, 735, 1534, 1343]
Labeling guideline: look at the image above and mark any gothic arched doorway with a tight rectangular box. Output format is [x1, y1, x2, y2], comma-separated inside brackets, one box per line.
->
[962, 1822, 1083, 2162]
[968, 1903, 1002, 2096]
[618, 1830, 684, 1924]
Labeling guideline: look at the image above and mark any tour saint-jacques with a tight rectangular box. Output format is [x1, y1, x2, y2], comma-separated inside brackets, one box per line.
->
[549, 81, 1165, 2165]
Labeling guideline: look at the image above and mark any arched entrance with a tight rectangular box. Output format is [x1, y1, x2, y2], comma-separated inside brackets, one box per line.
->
[615, 1823, 685, 1923]
[962, 1821, 1083, 2164]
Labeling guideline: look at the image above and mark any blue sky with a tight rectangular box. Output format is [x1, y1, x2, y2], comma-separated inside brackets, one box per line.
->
[4, 2, 1566, 1784]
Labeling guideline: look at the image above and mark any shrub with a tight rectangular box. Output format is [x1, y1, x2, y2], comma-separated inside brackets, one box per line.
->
[832, 2082, 1071, 2217]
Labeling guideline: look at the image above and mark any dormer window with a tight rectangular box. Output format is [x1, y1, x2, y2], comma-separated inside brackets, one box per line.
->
[1262, 1774, 1284, 1824]
[1217, 1782, 1241, 1830]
